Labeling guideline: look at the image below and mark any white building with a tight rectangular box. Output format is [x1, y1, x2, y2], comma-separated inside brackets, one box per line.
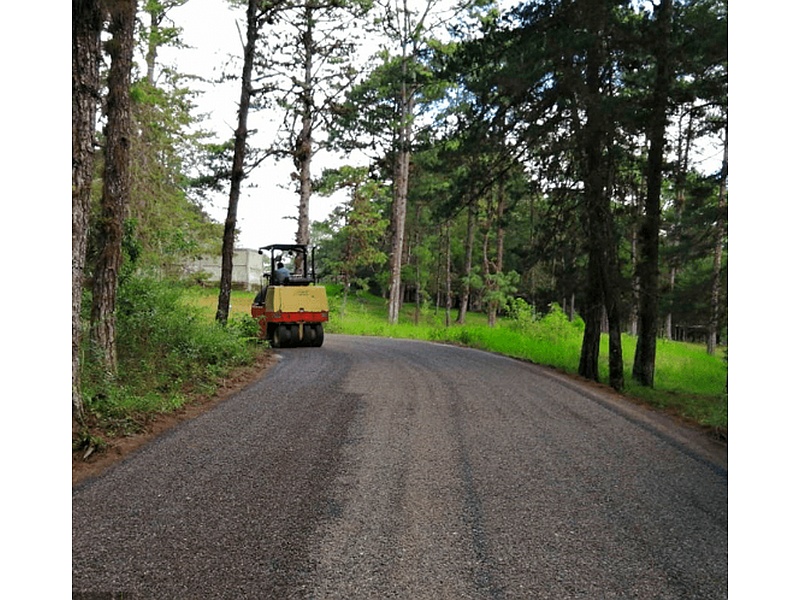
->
[182, 248, 266, 291]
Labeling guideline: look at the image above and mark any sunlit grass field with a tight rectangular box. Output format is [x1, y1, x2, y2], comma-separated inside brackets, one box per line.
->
[186, 285, 727, 432]
[180, 286, 256, 319]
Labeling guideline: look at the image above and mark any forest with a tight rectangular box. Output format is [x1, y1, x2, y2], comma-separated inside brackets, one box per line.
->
[72, 0, 727, 426]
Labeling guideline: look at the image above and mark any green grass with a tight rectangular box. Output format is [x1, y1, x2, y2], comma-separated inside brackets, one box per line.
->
[179, 286, 256, 320]
[324, 287, 727, 432]
[185, 285, 728, 433]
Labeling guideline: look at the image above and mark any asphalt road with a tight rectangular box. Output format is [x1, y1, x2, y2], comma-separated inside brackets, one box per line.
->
[73, 334, 727, 599]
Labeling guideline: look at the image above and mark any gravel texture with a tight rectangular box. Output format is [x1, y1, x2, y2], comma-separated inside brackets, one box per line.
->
[73, 334, 727, 599]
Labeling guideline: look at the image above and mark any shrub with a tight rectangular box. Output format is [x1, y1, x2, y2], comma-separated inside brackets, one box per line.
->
[533, 303, 582, 342]
[228, 313, 261, 340]
[507, 297, 537, 332]
[80, 276, 257, 436]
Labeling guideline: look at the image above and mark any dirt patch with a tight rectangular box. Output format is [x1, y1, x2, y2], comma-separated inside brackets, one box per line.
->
[72, 349, 278, 487]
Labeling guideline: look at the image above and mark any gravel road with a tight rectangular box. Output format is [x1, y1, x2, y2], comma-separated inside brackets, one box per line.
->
[73, 334, 727, 599]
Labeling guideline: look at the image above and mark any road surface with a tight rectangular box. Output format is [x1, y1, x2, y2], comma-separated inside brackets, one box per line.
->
[73, 334, 727, 599]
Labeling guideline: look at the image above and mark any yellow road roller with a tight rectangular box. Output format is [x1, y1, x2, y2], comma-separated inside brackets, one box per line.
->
[251, 244, 329, 348]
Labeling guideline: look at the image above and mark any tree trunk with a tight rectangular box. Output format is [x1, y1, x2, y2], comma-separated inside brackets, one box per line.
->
[294, 0, 314, 248]
[494, 186, 505, 317]
[605, 269, 625, 391]
[387, 67, 413, 324]
[444, 222, 452, 328]
[72, 0, 103, 423]
[707, 126, 727, 355]
[665, 107, 694, 341]
[144, 5, 162, 86]
[488, 183, 506, 327]
[481, 199, 496, 327]
[629, 199, 639, 336]
[579, 251, 603, 382]
[217, 0, 261, 325]
[633, 0, 673, 387]
[90, 0, 136, 377]
[387, 146, 409, 324]
[457, 199, 476, 324]
[412, 204, 423, 325]
[569, 292, 575, 322]
[664, 266, 674, 339]
[294, 115, 313, 247]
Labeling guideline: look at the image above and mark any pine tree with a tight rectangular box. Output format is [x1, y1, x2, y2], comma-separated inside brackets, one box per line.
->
[90, 0, 137, 376]
[73, 0, 104, 423]
[216, 0, 277, 324]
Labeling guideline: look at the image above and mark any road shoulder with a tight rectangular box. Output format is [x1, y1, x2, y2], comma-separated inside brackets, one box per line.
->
[72, 349, 278, 486]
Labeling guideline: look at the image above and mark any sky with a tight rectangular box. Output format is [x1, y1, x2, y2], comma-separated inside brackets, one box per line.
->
[159, 0, 352, 250]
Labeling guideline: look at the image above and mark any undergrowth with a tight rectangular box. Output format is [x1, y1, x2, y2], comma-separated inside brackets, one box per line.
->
[76, 277, 260, 451]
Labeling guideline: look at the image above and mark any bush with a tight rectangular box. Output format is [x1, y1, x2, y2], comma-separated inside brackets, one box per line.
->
[227, 313, 262, 340]
[533, 303, 582, 342]
[80, 276, 258, 436]
[507, 297, 537, 331]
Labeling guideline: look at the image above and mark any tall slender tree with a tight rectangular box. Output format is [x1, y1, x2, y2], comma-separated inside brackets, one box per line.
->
[633, 0, 674, 387]
[378, 0, 458, 324]
[457, 197, 477, 324]
[293, 0, 316, 247]
[73, 0, 104, 422]
[264, 0, 369, 247]
[216, 0, 276, 324]
[664, 103, 696, 340]
[90, 0, 137, 376]
[571, 0, 624, 389]
[142, 0, 187, 86]
[385, 0, 415, 323]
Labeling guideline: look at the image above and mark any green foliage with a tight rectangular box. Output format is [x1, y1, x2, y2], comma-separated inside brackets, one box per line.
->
[78, 0, 728, 441]
[313, 165, 390, 291]
[128, 75, 225, 269]
[534, 302, 583, 342]
[483, 270, 520, 314]
[227, 312, 262, 340]
[81, 277, 258, 438]
[506, 297, 537, 331]
[118, 5, 225, 272]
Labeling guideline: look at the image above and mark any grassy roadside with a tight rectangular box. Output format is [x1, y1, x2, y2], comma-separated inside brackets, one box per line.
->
[317, 287, 728, 435]
[75, 279, 266, 455]
[75, 279, 724, 474]
[178, 285, 257, 320]
[180, 284, 727, 434]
